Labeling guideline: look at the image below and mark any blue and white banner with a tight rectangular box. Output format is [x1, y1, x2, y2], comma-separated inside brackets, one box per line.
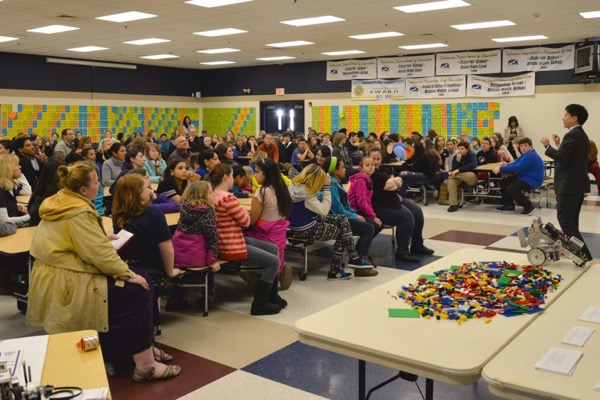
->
[351, 79, 406, 100]
[406, 75, 466, 99]
[502, 45, 575, 72]
[467, 73, 535, 97]
[436, 50, 501, 75]
[326, 59, 378, 81]
[377, 55, 435, 78]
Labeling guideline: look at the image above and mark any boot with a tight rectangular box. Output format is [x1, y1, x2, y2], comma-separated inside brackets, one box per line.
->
[268, 280, 287, 308]
[250, 280, 281, 315]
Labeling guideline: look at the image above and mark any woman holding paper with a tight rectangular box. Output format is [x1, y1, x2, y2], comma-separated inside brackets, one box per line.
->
[27, 162, 182, 382]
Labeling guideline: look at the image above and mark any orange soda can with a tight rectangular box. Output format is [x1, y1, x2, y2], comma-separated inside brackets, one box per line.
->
[76, 335, 100, 351]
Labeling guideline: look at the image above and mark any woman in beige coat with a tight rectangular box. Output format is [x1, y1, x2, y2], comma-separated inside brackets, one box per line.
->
[26, 161, 181, 382]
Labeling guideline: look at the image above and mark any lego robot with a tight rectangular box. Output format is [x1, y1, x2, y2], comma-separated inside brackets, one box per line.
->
[517, 217, 588, 267]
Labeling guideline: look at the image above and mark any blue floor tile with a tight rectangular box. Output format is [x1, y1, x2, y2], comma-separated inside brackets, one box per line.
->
[243, 341, 502, 400]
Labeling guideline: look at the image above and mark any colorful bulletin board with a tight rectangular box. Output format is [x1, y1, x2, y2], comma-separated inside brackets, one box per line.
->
[311, 102, 499, 138]
[0, 104, 199, 141]
[202, 107, 256, 136]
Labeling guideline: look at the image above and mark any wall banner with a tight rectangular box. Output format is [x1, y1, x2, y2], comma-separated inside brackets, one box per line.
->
[351, 79, 406, 100]
[436, 50, 501, 75]
[467, 72, 535, 97]
[377, 55, 435, 78]
[326, 59, 377, 81]
[502, 45, 575, 72]
[406, 75, 466, 99]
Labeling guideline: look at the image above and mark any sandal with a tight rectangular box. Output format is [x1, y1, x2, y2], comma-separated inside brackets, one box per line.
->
[154, 348, 174, 363]
[132, 365, 182, 382]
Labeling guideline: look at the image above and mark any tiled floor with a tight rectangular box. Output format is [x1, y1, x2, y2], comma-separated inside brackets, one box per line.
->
[2, 195, 600, 399]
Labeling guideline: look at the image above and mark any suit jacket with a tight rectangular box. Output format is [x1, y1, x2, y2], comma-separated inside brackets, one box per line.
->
[17, 153, 40, 190]
[545, 125, 589, 196]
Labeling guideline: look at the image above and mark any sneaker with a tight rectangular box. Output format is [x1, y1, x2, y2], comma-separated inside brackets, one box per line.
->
[395, 251, 420, 263]
[347, 257, 373, 269]
[354, 268, 379, 277]
[410, 244, 434, 255]
[520, 204, 535, 216]
[447, 205, 459, 212]
[327, 268, 352, 280]
[496, 205, 516, 212]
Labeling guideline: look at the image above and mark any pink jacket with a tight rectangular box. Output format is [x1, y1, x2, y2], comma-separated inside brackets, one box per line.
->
[244, 219, 290, 272]
[348, 172, 376, 219]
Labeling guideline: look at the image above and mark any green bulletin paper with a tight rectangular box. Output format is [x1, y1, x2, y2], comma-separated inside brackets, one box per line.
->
[389, 309, 421, 318]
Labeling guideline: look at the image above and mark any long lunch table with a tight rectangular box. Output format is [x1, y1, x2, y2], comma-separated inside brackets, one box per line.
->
[295, 248, 589, 400]
[483, 262, 600, 400]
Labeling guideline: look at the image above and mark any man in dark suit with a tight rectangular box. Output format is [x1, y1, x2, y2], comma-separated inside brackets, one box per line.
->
[541, 104, 592, 262]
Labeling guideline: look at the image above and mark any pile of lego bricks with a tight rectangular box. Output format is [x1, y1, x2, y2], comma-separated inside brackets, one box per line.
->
[397, 261, 562, 324]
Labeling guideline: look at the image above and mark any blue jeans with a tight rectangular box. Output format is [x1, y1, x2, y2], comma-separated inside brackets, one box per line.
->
[242, 236, 280, 283]
[348, 218, 379, 256]
[399, 172, 430, 197]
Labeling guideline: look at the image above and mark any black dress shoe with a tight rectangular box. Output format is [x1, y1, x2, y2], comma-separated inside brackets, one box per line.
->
[411, 244, 434, 255]
[395, 251, 420, 263]
[496, 205, 515, 211]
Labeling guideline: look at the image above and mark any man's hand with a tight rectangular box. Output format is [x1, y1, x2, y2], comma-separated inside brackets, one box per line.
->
[541, 137, 550, 147]
[552, 134, 561, 146]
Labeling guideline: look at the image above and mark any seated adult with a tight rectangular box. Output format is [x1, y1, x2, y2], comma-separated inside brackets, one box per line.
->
[102, 143, 126, 187]
[438, 141, 477, 212]
[26, 162, 181, 381]
[214, 143, 237, 166]
[112, 174, 185, 309]
[28, 156, 65, 226]
[0, 154, 30, 227]
[109, 148, 147, 194]
[368, 149, 433, 262]
[167, 136, 190, 165]
[14, 136, 45, 189]
[493, 137, 544, 215]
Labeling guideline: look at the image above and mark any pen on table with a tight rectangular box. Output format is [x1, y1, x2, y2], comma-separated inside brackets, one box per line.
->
[22, 361, 28, 385]
[28, 365, 32, 383]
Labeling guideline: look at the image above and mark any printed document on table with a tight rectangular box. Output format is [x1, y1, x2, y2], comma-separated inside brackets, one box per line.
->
[578, 306, 600, 324]
[535, 347, 583, 376]
[561, 326, 595, 347]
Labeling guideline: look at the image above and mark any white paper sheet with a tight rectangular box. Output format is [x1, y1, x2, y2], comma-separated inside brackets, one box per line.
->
[578, 306, 600, 324]
[0, 335, 48, 385]
[535, 347, 583, 376]
[561, 326, 595, 347]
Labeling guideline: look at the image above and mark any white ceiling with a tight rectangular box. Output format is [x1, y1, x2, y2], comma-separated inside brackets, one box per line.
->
[1, 0, 599, 70]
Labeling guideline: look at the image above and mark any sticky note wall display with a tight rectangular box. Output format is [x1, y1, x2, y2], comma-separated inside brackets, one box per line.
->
[0, 104, 199, 141]
[203, 108, 256, 136]
[311, 102, 500, 138]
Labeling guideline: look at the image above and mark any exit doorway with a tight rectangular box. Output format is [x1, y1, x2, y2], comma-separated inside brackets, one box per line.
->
[260, 101, 304, 134]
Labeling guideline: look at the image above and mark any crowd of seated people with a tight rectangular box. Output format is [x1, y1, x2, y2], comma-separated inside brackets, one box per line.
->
[1, 120, 569, 384]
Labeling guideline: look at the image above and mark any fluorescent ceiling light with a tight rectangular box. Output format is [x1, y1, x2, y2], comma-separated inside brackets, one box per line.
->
[492, 35, 548, 43]
[322, 50, 365, 56]
[96, 11, 157, 23]
[451, 20, 514, 30]
[395, 0, 470, 13]
[399, 43, 448, 49]
[193, 28, 247, 37]
[0, 36, 18, 43]
[281, 15, 344, 27]
[198, 48, 240, 54]
[27, 25, 79, 34]
[67, 46, 108, 52]
[46, 57, 136, 70]
[266, 40, 313, 47]
[256, 56, 295, 61]
[124, 38, 170, 45]
[580, 11, 600, 19]
[141, 54, 179, 60]
[200, 61, 236, 65]
[349, 31, 404, 40]
[186, 0, 252, 7]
